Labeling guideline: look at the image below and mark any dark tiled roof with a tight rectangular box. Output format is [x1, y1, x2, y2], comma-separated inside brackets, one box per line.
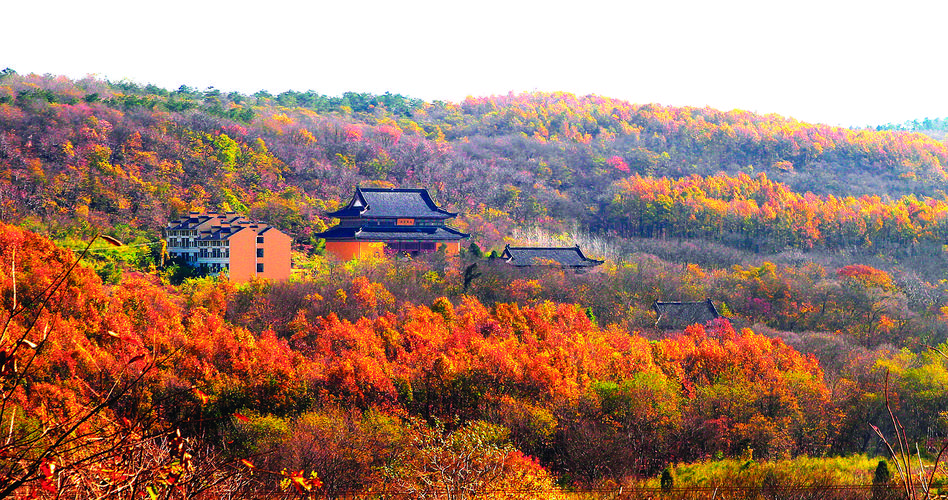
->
[501, 245, 604, 268]
[167, 211, 250, 230]
[164, 212, 281, 240]
[204, 230, 229, 240]
[316, 225, 469, 241]
[327, 188, 456, 219]
[652, 299, 720, 329]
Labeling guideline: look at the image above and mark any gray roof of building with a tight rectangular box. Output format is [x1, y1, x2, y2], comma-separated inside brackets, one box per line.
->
[652, 299, 721, 329]
[501, 245, 604, 268]
[167, 211, 249, 230]
[164, 212, 283, 240]
[327, 188, 456, 219]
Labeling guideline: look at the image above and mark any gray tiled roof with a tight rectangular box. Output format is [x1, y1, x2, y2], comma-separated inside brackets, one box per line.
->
[164, 212, 278, 241]
[327, 188, 456, 219]
[167, 211, 249, 230]
[652, 299, 720, 329]
[502, 245, 603, 268]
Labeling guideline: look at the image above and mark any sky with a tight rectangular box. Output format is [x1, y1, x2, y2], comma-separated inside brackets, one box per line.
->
[4, 0, 947, 127]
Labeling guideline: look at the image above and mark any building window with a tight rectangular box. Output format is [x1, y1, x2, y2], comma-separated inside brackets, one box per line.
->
[256, 236, 264, 244]
[256, 263, 264, 273]
[256, 248, 264, 258]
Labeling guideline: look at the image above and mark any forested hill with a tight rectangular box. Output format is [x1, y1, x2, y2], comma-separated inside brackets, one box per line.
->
[2, 71, 948, 252]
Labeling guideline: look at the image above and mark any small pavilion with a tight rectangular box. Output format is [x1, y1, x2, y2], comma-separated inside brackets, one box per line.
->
[652, 299, 721, 329]
[500, 245, 604, 270]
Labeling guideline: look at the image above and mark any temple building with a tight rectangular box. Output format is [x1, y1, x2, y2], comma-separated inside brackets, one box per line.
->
[164, 211, 292, 282]
[501, 245, 604, 270]
[317, 187, 469, 261]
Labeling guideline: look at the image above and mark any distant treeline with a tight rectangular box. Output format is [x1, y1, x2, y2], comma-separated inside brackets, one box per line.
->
[876, 116, 948, 132]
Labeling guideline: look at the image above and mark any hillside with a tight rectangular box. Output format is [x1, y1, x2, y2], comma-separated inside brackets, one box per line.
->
[2, 223, 946, 497]
[3, 71, 948, 257]
[3, 70, 948, 496]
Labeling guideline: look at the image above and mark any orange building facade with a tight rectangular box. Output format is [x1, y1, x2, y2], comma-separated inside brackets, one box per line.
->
[165, 211, 292, 282]
[317, 187, 468, 261]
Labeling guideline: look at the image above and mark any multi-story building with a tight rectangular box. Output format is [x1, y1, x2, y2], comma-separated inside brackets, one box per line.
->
[164, 211, 292, 282]
[316, 187, 469, 261]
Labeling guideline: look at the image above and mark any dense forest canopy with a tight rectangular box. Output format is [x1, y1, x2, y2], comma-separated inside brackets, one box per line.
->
[2, 69, 948, 497]
[3, 70, 948, 252]
[3, 223, 948, 497]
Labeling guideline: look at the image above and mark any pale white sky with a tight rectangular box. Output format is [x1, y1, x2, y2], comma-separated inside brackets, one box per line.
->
[4, 0, 947, 127]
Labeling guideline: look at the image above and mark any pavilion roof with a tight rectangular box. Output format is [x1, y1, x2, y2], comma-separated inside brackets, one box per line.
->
[501, 245, 604, 268]
[652, 299, 721, 329]
[327, 187, 456, 219]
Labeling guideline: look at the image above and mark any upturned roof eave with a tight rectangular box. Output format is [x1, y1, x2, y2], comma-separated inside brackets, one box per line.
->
[502, 244, 603, 267]
[315, 225, 469, 241]
[328, 212, 456, 220]
[326, 187, 458, 219]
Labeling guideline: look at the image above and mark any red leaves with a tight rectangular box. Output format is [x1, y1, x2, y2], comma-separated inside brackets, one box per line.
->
[344, 125, 363, 142]
[607, 155, 630, 173]
[39, 459, 57, 493]
[127, 353, 148, 365]
[281, 469, 323, 494]
[836, 264, 894, 289]
[191, 387, 210, 405]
